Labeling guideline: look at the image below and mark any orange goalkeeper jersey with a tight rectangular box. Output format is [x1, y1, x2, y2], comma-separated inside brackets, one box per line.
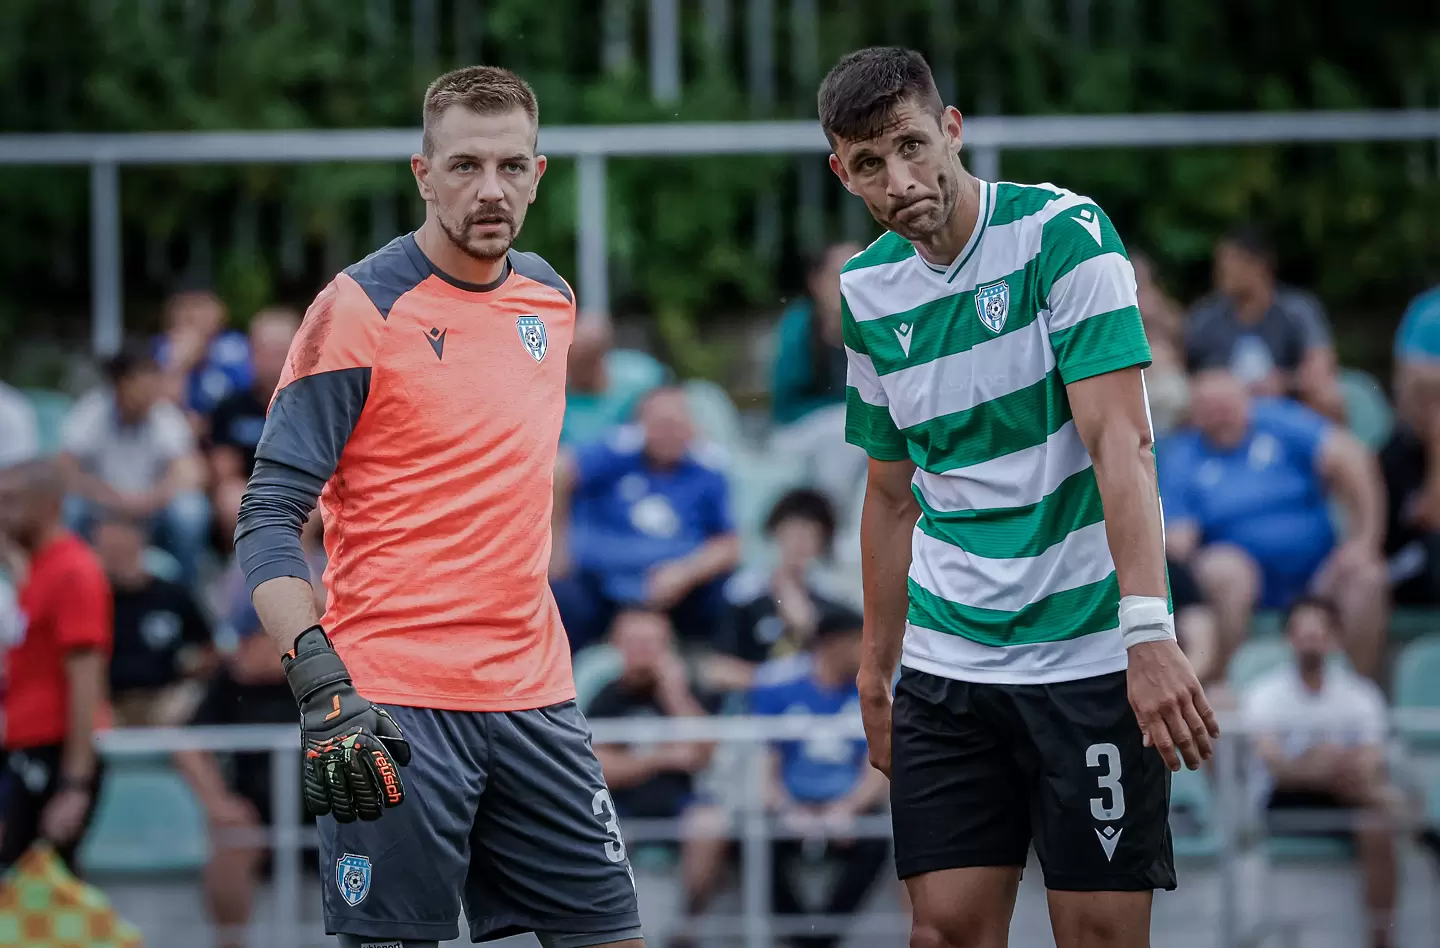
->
[257, 234, 576, 711]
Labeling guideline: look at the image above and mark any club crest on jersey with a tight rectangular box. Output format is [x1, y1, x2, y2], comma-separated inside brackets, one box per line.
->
[517, 315, 548, 362]
[975, 281, 1009, 334]
[336, 853, 371, 906]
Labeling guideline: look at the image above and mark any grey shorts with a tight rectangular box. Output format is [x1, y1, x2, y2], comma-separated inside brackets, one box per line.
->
[318, 701, 641, 943]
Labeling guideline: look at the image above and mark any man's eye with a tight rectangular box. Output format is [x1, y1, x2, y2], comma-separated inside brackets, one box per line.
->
[860, 157, 882, 172]
[455, 162, 475, 172]
[901, 140, 920, 156]
[503, 162, 525, 174]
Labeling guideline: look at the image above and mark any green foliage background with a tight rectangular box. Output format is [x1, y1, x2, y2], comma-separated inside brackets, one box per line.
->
[1, 0, 1438, 376]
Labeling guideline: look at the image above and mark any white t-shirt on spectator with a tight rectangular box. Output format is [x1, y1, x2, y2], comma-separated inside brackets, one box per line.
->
[1240, 662, 1388, 761]
[0, 382, 40, 469]
[60, 389, 194, 494]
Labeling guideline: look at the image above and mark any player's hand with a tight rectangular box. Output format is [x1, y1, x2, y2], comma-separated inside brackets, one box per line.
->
[283, 626, 411, 823]
[1127, 639, 1220, 772]
[856, 667, 894, 778]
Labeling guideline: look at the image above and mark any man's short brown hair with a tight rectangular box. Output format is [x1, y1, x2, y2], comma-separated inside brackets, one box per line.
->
[422, 66, 538, 156]
[817, 47, 944, 147]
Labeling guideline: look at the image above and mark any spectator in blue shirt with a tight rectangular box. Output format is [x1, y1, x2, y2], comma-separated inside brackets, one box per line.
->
[1161, 370, 1389, 680]
[750, 608, 889, 948]
[771, 242, 860, 427]
[552, 386, 741, 650]
[154, 286, 253, 429]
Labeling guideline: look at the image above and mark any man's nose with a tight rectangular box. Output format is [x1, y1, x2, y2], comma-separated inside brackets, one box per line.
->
[885, 155, 920, 197]
[473, 166, 506, 203]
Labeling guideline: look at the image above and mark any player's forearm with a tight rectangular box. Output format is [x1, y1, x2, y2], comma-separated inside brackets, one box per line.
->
[858, 481, 918, 684]
[61, 650, 104, 782]
[1088, 421, 1169, 600]
[236, 457, 327, 654]
[252, 576, 323, 656]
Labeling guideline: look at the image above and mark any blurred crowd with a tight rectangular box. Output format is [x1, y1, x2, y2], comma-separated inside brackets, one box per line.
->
[1, 220, 1439, 945]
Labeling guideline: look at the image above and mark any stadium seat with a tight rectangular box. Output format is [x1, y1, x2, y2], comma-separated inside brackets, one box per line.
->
[1394, 636, 1440, 707]
[1227, 636, 1291, 691]
[683, 380, 746, 452]
[1393, 636, 1440, 745]
[1169, 767, 1219, 859]
[22, 388, 73, 456]
[1390, 607, 1440, 645]
[1249, 610, 1284, 640]
[1266, 834, 1354, 862]
[1338, 368, 1394, 450]
[79, 764, 208, 875]
[729, 452, 808, 560]
[574, 644, 623, 714]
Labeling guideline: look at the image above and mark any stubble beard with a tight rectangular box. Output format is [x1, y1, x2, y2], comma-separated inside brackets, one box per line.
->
[440, 212, 519, 262]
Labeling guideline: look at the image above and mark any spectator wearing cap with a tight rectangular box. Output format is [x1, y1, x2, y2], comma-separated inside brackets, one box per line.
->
[587, 610, 727, 944]
[0, 381, 39, 470]
[154, 285, 253, 431]
[1240, 597, 1398, 948]
[706, 488, 853, 693]
[551, 386, 740, 650]
[1186, 225, 1344, 420]
[1381, 285, 1440, 606]
[1161, 370, 1388, 679]
[58, 343, 210, 586]
[750, 608, 889, 948]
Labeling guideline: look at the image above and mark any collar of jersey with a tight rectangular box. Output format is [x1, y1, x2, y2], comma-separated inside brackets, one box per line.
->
[916, 179, 994, 283]
[401, 232, 512, 294]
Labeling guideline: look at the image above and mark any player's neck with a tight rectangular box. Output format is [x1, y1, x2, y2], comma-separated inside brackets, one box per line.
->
[414, 219, 508, 287]
[912, 164, 981, 268]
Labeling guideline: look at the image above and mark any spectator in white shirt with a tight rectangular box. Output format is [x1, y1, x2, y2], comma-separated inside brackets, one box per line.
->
[0, 382, 40, 470]
[58, 343, 209, 586]
[1240, 597, 1397, 948]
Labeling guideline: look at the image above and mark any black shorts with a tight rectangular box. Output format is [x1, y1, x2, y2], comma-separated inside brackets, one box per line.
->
[890, 667, 1176, 892]
[319, 701, 642, 944]
[0, 744, 107, 874]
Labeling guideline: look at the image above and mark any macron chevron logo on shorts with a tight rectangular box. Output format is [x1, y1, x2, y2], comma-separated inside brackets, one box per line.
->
[1095, 825, 1123, 862]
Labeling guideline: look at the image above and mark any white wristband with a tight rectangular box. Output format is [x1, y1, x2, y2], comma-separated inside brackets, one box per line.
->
[1119, 595, 1176, 650]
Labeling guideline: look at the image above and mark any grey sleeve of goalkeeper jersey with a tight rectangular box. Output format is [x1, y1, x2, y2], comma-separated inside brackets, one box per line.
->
[234, 457, 327, 595]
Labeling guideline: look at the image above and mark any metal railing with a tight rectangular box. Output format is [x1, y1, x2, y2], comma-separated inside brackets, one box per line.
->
[2, 109, 1439, 354]
[95, 708, 1440, 948]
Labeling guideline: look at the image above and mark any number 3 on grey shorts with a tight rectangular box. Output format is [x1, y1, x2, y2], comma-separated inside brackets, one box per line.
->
[317, 701, 642, 944]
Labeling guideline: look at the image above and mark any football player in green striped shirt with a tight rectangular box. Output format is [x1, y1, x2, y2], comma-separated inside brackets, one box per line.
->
[819, 47, 1220, 947]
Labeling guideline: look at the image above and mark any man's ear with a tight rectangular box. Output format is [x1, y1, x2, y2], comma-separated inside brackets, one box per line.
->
[411, 154, 435, 202]
[529, 154, 549, 204]
[828, 153, 856, 196]
[943, 105, 965, 155]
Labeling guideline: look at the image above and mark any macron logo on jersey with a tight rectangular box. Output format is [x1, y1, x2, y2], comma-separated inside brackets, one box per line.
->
[1095, 825, 1122, 862]
[893, 322, 914, 357]
[425, 327, 447, 360]
[1072, 208, 1104, 247]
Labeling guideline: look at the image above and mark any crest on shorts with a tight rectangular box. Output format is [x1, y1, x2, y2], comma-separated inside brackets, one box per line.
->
[975, 280, 1010, 334]
[517, 315, 548, 362]
[335, 853, 371, 906]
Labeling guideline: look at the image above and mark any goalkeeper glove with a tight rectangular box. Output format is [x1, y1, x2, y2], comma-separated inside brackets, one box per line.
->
[283, 626, 411, 822]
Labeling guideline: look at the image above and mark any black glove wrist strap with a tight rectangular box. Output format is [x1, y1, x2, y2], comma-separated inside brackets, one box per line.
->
[284, 626, 353, 705]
